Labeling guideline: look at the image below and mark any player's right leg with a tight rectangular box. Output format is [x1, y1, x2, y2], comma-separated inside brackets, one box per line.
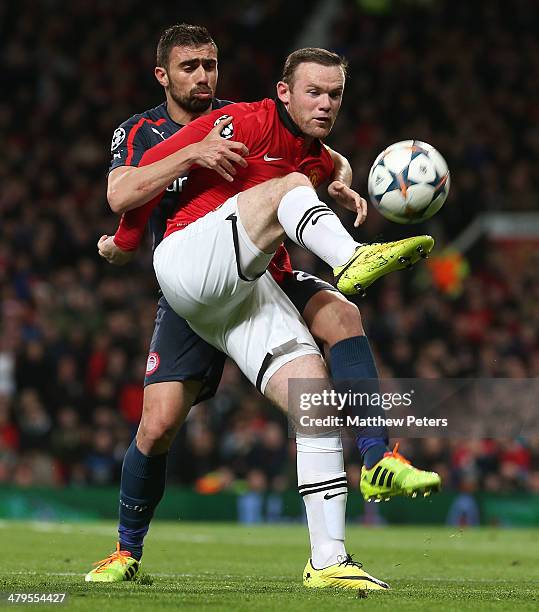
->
[85, 380, 197, 582]
[236, 172, 434, 296]
[86, 299, 226, 583]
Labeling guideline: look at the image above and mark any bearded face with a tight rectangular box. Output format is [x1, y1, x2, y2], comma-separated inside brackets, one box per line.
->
[168, 79, 214, 114]
[161, 44, 218, 117]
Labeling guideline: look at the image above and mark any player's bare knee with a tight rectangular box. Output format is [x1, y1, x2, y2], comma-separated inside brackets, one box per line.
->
[137, 405, 180, 452]
[287, 171, 312, 187]
[137, 418, 177, 453]
[334, 299, 365, 334]
[281, 172, 312, 194]
[263, 173, 313, 216]
[304, 291, 365, 348]
[317, 298, 365, 349]
[335, 300, 364, 336]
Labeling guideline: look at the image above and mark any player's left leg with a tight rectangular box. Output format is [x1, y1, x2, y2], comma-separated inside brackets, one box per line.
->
[264, 355, 388, 591]
[86, 299, 227, 582]
[301, 288, 441, 501]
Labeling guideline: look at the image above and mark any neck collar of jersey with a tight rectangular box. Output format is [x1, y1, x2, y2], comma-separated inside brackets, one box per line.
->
[275, 98, 303, 138]
[163, 102, 182, 127]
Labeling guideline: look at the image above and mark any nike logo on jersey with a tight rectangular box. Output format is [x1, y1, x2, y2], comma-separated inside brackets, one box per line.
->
[263, 153, 283, 162]
[324, 491, 347, 500]
[151, 127, 166, 140]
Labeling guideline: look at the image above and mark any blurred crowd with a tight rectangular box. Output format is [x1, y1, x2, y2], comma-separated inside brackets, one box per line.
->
[1, 0, 539, 497]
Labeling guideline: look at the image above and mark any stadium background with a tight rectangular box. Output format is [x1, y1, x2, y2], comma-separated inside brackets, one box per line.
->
[1, 0, 539, 526]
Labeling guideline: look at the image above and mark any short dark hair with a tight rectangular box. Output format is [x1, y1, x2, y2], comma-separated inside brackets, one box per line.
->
[281, 48, 348, 88]
[156, 23, 217, 68]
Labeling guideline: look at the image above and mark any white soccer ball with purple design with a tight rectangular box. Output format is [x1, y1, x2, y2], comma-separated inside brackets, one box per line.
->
[367, 140, 450, 224]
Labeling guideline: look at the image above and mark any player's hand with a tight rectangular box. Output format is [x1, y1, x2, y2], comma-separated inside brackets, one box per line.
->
[97, 235, 135, 265]
[328, 180, 368, 227]
[193, 116, 249, 182]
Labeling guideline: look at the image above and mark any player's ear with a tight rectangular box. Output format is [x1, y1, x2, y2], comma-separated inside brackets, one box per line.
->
[155, 66, 169, 87]
[276, 81, 290, 105]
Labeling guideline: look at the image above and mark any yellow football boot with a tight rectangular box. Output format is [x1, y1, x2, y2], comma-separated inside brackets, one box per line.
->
[303, 554, 389, 590]
[334, 235, 434, 296]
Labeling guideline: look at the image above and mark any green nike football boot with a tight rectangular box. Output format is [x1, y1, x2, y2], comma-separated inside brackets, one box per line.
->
[361, 443, 441, 502]
[334, 235, 434, 296]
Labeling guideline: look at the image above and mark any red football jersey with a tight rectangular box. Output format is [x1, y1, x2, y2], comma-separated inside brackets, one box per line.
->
[114, 98, 335, 280]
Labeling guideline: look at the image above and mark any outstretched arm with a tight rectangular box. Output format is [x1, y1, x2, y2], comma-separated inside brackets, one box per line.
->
[325, 145, 368, 228]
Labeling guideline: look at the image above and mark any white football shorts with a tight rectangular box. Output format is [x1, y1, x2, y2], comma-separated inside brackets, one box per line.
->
[153, 196, 321, 393]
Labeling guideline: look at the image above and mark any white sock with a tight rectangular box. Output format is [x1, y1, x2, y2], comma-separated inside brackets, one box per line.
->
[297, 434, 348, 569]
[277, 186, 359, 268]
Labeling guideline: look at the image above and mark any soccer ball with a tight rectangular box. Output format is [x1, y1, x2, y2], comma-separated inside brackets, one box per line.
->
[367, 140, 450, 224]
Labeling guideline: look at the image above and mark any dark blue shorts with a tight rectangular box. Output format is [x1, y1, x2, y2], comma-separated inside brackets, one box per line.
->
[144, 272, 337, 403]
[279, 270, 337, 315]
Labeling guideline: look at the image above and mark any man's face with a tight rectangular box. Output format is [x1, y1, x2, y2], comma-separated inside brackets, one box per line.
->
[159, 44, 218, 114]
[277, 62, 345, 139]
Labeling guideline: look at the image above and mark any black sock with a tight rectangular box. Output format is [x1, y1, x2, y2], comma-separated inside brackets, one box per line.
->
[118, 439, 167, 560]
[329, 336, 389, 467]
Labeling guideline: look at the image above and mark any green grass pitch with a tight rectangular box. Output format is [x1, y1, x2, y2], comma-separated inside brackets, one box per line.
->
[0, 521, 538, 611]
